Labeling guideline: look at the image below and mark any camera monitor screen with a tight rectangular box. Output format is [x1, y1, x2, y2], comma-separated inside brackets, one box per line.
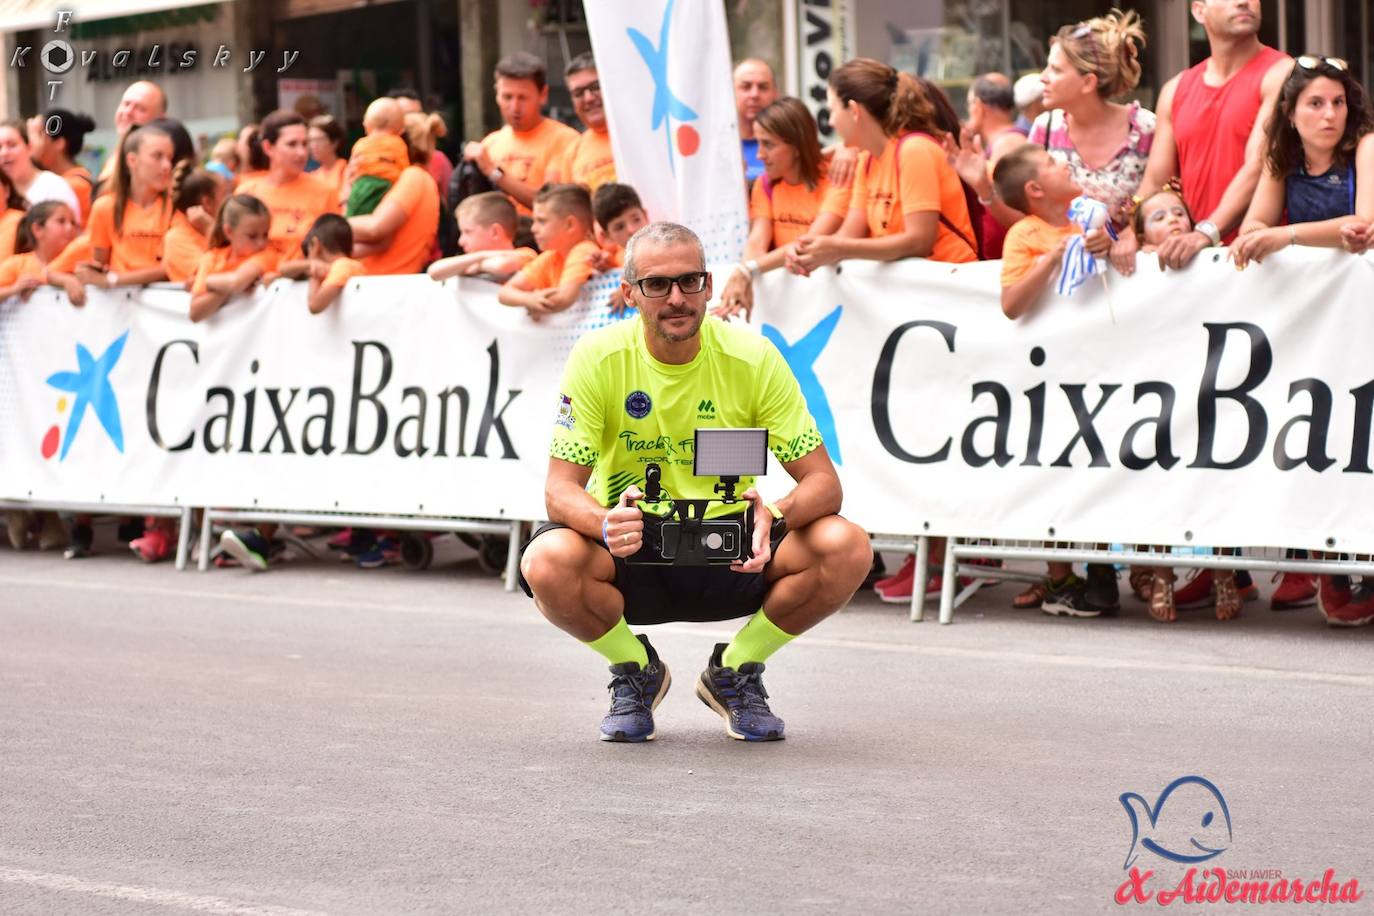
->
[694, 428, 768, 477]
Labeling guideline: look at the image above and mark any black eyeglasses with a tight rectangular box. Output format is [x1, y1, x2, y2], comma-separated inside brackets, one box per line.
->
[631, 272, 708, 298]
[570, 81, 601, 100]
[1295, 55, 1348, 73]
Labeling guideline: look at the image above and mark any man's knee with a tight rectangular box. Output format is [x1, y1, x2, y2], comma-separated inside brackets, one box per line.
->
[805, 516, 871, 583]
[520, 528, 604, 597]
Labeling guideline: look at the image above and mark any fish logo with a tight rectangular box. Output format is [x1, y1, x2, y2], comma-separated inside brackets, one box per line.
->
[627, 0, 700, 174]
[762, 305, 843, 464]
[1119, 776, 1233, 869]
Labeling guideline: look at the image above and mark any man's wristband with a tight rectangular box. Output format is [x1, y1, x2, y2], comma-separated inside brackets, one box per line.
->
[1195, 220, 1221, 246]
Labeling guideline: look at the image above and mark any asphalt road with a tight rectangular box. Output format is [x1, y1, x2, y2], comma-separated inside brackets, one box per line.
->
[3, 534, 1373, 915]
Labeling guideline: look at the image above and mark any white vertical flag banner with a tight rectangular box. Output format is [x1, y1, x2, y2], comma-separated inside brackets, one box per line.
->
[585, 0, 748, 267]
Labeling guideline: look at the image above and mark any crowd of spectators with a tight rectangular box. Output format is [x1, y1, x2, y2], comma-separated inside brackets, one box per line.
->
[3, 1, 1371, 628]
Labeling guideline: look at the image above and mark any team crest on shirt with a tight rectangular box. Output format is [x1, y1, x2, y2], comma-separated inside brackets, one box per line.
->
[555, 393, 575, 430]
[625, 390, 652, 419]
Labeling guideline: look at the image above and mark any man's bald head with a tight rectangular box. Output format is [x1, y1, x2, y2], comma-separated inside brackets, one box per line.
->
[733, 58, 778, 138]
[115, 81, 167, 135]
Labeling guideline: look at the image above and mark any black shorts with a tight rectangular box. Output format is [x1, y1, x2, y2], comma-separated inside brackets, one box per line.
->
[517, 518, 789, 626]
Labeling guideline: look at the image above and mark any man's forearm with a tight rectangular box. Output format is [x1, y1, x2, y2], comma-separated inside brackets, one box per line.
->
[547, 478, 609, 541]
[1208, 160, 1263, 237]
[772, 470, 842, 530]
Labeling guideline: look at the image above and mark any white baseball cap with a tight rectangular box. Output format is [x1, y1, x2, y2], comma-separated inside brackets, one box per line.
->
[1013, 73, 1043, 110]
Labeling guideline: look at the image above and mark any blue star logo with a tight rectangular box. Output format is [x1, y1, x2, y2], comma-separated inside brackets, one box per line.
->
[627, 0, 698, 175]
[45, 330, 128, 460]
[762, 306, 843, 464]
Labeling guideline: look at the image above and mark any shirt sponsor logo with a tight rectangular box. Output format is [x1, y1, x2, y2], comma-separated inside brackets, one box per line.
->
[555, 393, 575, 430]
[697, 398, 715, 420]
[625, 390, 652, 419]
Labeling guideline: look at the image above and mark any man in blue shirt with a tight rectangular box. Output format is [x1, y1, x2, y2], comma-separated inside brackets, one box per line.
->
[734, 58, 778, 183]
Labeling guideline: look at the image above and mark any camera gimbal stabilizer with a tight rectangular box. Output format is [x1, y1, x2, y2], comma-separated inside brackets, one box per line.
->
[624, 428, 770, 567]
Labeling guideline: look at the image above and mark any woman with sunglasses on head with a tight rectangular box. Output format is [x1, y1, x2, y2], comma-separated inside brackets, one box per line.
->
[1231, 56, 1374, 268]
[715, 98, 850, 320]
[1030, 10, 1152, 234]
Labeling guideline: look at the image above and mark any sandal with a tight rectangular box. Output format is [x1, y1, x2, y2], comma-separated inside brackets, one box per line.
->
[1149, 569, 1176, 622]
[1012, 580, 1049, 609]
[1214, 569, 1242, 621]
[1128, 566, 1153, 603]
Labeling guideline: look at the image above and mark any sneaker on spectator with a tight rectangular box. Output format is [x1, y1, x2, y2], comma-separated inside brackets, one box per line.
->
[6, 510, 30, 549]
[876, 570, 970, 604]
[1318, 575, 1352, 615]
[1270, 572, 1317, 610]
[1042, 577, 1100, 618]
[326, 527, 354, 551]
[1083, 563, 1121, 615]
[696, 642, 784, 741]
[130, 527, 173, 563]
[63, 522, 93, 559]
[219, 527, 275, 572]
[601, 634, 671, 742]
[873, 554, 913, 593]
[355, 537, 401, 569]
[1321, 580, 1374, 627]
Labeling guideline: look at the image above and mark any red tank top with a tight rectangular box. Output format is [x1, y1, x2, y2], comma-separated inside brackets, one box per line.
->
[1173, 45, 1287, 229]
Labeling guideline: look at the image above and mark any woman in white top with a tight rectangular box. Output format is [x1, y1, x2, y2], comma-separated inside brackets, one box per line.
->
[0, 119, 80, 212]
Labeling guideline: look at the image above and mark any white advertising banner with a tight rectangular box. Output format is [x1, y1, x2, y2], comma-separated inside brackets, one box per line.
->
[3, 248, 1373, 553]
[789, 0, 855, 142]
[584, 0, 749, 266]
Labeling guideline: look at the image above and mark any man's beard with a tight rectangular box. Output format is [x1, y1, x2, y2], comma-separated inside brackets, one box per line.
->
[649, 308, 703, 343]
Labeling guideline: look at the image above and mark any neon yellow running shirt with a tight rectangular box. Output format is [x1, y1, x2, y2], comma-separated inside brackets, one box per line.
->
[550, 315, 823, 517]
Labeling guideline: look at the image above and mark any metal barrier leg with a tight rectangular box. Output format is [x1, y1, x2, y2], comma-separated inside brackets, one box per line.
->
[198, 509, 213, 572]
[939, 538, 958, 624]
[504, 520, 522, 593]
[174, 506, 192, 571]
[910, 536, 929, 623]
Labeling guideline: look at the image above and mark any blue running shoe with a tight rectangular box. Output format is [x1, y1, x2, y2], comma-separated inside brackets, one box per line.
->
[695, 643, 785, 741]
[601, 634, 671, 743]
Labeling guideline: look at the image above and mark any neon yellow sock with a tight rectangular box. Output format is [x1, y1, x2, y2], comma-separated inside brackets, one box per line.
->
[583, 617, 649, 668]
[722, 609, 795, 668]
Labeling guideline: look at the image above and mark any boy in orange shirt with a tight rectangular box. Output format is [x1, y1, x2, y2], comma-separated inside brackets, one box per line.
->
[995, 144, 1109, 319]
[498, 183, 598, 317]
[427, 191, 536, 281]
[346, 98, 410, 217]
[301, 214, 365, 313]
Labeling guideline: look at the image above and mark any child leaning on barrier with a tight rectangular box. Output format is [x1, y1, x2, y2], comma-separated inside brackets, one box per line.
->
[188, 194, 277, 323]
[1131, 180, 1194, 253]
[584, 182, 649, 315]
[0, 201, 82, 304]
[498, 183, 599, 318]
[296, 213, 364, 314]
[426, 191, 536, 281]
[161, 168, 228, 288]
[994, 144, 1112, 320]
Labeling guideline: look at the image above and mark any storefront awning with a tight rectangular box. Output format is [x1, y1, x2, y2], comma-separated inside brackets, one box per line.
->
[0, 0, 232, 33]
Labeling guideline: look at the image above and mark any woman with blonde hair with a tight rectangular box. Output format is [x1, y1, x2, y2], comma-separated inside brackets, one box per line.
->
[1030, 9, 1153, 224]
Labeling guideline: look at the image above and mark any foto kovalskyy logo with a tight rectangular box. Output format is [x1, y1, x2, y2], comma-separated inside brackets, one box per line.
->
[1114, 776, 1363, 906]
[42, 331, 129, 460]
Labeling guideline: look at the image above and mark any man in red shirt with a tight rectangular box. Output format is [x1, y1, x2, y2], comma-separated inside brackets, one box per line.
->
[1117, 0, 1289, 272]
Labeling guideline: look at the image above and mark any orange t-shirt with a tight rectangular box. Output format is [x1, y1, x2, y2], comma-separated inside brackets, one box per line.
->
[191, 245, 280, 296]
[360, 166, 440, 276]
[323, 256, 366, 287]
[349, 133, 409, 184]
[87, 194, 174, 272]
[481, 118, 579, 214]
[550, 127, 616, 191]
[47, 234, 92, 273]
[236, 172, 339, 260]
[161, 213, 210, 284]
[849, 134, 978, 263]
[0, 252, 45, 288]
[315, 158, 347, 202]
[63, 167, 94, 226]
[0, 208, 22, 258]
[518, 239, 600, 290]
[999, 216, 1080, 288]
[749, 163, 851, 251]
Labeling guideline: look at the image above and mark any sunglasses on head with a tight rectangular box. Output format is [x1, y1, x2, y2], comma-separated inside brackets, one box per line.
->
[1295, 55, 1348, 73]
[631, 271, 708, 298]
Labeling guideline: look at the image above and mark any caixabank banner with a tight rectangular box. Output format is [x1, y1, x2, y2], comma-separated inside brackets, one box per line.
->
[3, 248, 1373, 553]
